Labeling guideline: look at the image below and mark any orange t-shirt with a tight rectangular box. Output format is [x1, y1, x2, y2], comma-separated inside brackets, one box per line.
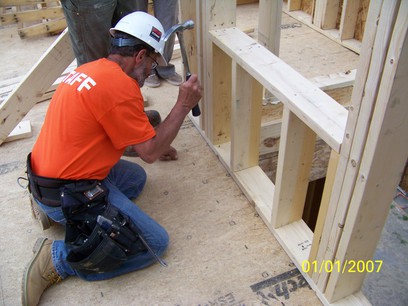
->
[31, 58, 156, 180]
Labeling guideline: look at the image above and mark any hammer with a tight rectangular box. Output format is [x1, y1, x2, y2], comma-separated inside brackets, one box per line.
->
[164, 20, 201, 117]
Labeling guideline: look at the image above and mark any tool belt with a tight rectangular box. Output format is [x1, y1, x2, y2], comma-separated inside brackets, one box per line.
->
[25, 153, 147, 275]
[26, 153, 74, 207]
[61, 180, 146, 274]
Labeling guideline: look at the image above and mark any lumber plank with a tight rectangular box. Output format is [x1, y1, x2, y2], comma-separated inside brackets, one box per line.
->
[313, 0, 399, 291]
[271, 107, 316, 228]
[307, 150, 339, 273]
[274, 220, 313, 265]
[178, 0, 200, 123]
[288, 0, 301, 11]
[200, 0, 236, 140]
[0, 6, 63, 25]
[236, 0, 258, 5]
[258, 0, 282, 55]
[231, 63, 263, 171]
[339, 0, 360, 40]
[202, 138, 275, 227]
[209, 27, 347, 152]
[311, 69, 356, 91]
[210, 43, 232, 145]
[325, 1, 408, 301]
[0, 61, 76, 105]
[18, 17, 66, 38]
[283, 4, 362, 54]
[313, 0, 340, 29]
[4, 119, 31, 142]
[258, 0, 281, 105]
[0, 0, 56, 5]
[259, 119, 281, 155]
[259, 70, 355, 156]
[235, 165, 275, 224]
[0, 28, 74, 144]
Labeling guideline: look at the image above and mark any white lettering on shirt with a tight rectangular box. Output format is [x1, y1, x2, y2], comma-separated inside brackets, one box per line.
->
[70, 73, 87, 85]
[63, 71, 79, 84]
[62, 70, 96, 92]
[77, 77, 97, 92]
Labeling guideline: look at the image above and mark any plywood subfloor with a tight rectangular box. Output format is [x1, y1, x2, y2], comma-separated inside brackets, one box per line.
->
[0, 81, 322, 305]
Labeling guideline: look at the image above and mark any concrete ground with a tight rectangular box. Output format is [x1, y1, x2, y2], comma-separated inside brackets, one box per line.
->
[362, 198, 408, 306]
[1, 3, 407, 306]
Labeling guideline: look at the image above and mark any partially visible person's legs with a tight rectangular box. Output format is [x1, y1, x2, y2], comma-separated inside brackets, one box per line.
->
[154, 0, 179, 79]
[113, 0, 147, 26]
[79, 160, 169, 281]
[24, 159, 168, 304]
[61, 0, 116, 66]
[145, 0, 183, 87]
[36, 159, 167, 278]
[62, 0, 145, 66]
[77, 159, 169, 280]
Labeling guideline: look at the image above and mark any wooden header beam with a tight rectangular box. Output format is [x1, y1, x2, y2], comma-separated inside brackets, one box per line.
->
[209, 27, 347, 152]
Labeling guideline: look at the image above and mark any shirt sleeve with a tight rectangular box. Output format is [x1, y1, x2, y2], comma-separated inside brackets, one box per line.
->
[98, 99, 156, 150]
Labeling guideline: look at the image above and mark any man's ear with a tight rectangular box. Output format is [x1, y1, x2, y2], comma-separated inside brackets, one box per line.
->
[135, 49, 147, 65]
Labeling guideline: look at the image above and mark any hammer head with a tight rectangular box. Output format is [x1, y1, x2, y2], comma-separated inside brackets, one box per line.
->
[163, 20, 195, 42]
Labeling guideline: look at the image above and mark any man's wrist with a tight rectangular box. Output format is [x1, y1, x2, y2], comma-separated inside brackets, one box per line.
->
[173, 102, 190, 117]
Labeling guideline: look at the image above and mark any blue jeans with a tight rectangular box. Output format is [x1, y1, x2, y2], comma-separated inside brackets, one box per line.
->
[37, 159, 169, 281]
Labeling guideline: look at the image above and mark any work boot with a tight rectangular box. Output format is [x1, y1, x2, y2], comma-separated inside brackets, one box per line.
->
[123, 110, 162, 157]
[29, 195, 53, 230]
[22, 238, 62, 306]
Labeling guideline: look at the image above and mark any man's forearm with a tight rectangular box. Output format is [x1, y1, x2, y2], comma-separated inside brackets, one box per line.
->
[133, 103, 189, 163]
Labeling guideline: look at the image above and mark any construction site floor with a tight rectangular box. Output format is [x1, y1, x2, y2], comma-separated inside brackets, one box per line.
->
[1, 4, 408, 306]
[0, 73, 322, 305]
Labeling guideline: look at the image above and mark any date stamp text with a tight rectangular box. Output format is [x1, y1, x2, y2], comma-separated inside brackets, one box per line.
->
[301, 260, 383, 274]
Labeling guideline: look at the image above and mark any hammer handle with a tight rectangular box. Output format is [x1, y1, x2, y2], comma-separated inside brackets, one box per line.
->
[186, 73, 201, 116]
[177, 30, 200, 117]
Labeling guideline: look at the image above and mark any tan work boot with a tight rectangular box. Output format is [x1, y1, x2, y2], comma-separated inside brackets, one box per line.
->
[22, 238, 62, 306]
[29, 195, 53, 230]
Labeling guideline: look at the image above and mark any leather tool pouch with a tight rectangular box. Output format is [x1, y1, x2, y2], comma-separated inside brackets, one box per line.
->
[61, 181, 145, 275]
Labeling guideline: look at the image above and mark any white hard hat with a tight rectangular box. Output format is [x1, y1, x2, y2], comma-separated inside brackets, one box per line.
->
[110, 11, 167, 65]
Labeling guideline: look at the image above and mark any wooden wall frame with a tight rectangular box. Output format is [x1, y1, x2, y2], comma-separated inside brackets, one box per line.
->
[1, 1, 407, 304]
[183, 0, 408, 304]
[284, 0, 370, 54]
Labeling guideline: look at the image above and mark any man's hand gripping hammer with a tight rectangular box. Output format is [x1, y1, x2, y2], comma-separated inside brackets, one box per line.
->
[163, 20, 200, 116]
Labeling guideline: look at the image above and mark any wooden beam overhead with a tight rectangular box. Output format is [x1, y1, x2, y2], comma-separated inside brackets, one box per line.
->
[209, 27, 347, 152]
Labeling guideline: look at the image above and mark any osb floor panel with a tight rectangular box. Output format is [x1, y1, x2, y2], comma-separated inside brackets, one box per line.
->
[0, 3, 366, 306]
[0, 91, 321, 305]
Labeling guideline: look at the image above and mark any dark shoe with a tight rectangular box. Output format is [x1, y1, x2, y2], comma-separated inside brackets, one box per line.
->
[123, 110, 162, 157]
[145, 73, 161, 88]
[22, 238, 62, 306]
[164, 72, 183, 86]
[145, 110, 162, 127]
[29, 195, 52, 230]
